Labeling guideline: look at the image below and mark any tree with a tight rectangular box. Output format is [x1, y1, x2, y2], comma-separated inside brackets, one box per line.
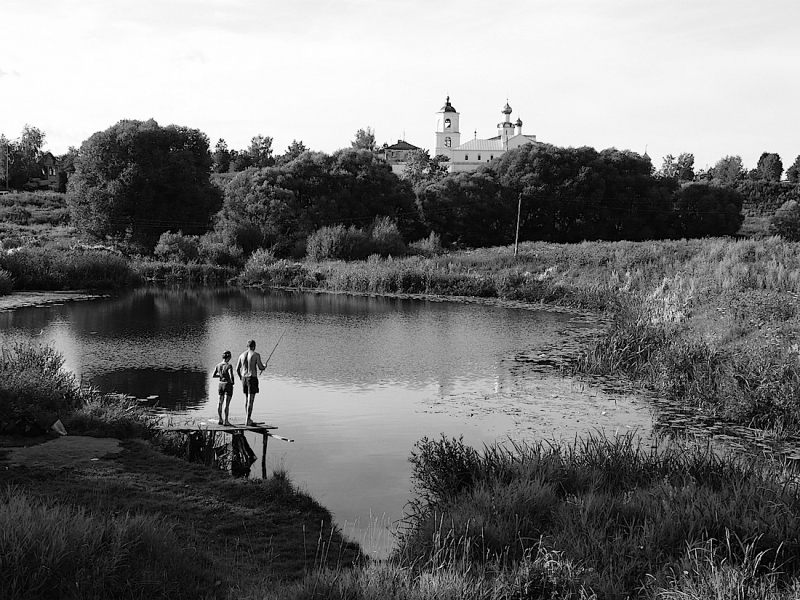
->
[212, 138, 232, 173]
[709, 155, 744, 185]
[676, 153, 695, 181]
[787, 155, 800, 184]
[402, 149, 449, 189]
[275, 140, 308, 166]
[1, 125, 47, 188]
[351, 127, 376, 152]
[248, 135, 274, 168]
[672, 183, 744, 238]
[756, 152, 783, 182]
[769, 200, 800, 240]
[66, 119, 222, 251]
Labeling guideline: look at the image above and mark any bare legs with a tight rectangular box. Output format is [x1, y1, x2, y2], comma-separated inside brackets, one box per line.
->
[246, 394, 256, 426]
[218, 393, 232, 425]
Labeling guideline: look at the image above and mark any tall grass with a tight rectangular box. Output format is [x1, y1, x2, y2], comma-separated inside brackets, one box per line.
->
[0, 488, 212, 600]
[133, 257, 238, 285]
[0, 341, 82, 425]
[0, 244, 137, 290]
[393, 433, 800, 599]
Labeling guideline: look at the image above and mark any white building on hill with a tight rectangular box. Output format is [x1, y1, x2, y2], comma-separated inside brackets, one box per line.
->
[434, 96, 538, 173]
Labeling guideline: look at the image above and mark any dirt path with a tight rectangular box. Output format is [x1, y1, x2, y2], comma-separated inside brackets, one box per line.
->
[2, 435, 123, 468]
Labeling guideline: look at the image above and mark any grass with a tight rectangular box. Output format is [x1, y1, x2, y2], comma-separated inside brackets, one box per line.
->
[133, 257, 239, 285]
[255, 433, 800, 600]
[0, 439, 364, 599]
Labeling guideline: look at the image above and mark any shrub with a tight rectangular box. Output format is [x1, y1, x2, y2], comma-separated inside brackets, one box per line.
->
[0, 268, 12, 295]
[369, 216, 407, 257]
[769, 200, 800, 241]
[238, 247, 278, 283]
[306, 224, 372, 261]
[409, 232, 443, 257]
[197, 231, 244, 267]
[153, 230, 201, 262]
[0, 342, 81, 425]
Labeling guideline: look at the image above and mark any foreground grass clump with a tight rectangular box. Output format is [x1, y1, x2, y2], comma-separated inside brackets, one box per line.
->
[259, 433, 800, 599]
[0, 342, 81, 425]
[63, 391, 158, 439]
[0, 243, 138, 290]
[394, 434, 800, 599]
[0, 487, 211, 600]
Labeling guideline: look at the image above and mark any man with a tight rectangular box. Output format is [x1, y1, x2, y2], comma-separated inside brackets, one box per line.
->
[236, 340, 267, 426]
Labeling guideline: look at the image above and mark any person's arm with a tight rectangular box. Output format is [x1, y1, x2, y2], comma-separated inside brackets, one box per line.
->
[235, 356, 243, 380]
[257, 352, 267, 373]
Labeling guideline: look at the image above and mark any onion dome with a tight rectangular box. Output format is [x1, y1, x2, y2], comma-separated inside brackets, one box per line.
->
[502, 102, 512, 115]
[515, 118, 523, 126]
[440, 96, 457, 113]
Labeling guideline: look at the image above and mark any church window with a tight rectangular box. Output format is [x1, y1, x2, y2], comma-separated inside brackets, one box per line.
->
[444, 118, 451, 129]
[478, 155, 481, 161]
[445, 137, 451, 148]
[465, 154, 469, 161]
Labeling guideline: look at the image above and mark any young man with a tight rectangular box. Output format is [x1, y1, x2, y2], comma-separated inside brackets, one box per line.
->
[236, 340, 267, 426]
[212, 350, 234, 426]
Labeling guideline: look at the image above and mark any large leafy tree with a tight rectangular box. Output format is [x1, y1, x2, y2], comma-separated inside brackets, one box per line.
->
[1, 125, 47, 188]
[351, 127, 376, 152]
[709, 155, 744, 185]
[671, 183, 744, 238]
[787, 155, 800, 184]
[67, 119, 222, 250]
[756, 152, 783, 182]
[214, 148, 418, 257]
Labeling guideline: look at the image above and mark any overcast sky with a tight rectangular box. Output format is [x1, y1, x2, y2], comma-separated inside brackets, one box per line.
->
[2, 0, 798, 173]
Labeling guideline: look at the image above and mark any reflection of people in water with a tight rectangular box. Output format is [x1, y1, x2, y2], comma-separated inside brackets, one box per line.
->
[212, 350, 234, 425]
[236, 340, 266, 426]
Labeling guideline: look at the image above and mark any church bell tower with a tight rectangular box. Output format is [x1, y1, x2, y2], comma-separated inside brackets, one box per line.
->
[434, 96, 460, 159]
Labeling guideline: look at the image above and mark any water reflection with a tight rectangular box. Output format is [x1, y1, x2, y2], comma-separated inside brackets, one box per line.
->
[0, 286, 654, 558]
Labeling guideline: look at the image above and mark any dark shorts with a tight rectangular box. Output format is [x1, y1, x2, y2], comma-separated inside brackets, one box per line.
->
[242, 376, 259, 395]
[218, 382, 233, 397]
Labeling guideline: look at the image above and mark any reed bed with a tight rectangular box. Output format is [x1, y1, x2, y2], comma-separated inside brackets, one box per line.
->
[132, 257, 238, 285]
[0, 244, 137, 290]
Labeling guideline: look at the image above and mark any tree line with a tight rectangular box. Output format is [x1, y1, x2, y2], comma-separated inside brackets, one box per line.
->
[6, 118, 800, 255]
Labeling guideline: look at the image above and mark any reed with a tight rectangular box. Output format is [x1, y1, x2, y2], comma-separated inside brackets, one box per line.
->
[0, 244, 137, 290]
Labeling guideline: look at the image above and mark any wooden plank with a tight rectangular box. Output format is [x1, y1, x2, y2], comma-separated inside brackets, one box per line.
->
[156, 423, 278, 432]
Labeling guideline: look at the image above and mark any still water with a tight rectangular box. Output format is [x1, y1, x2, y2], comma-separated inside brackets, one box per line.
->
[0, 287, 653, 556]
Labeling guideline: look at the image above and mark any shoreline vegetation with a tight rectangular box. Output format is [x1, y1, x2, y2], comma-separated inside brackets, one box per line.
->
[3, 196, 800, 596]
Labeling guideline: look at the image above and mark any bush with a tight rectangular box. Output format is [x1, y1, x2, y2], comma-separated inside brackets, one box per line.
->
[197, 231, 244, 267]
[306, 224, 372, 261]
[0, 268, 12, 295]
[0, 342, 81, 425]
[369, 216, 407, 257]
[238, 247, 278, 283]
[153, 230, 200, 262]
[769, 200, 800, 241]
[409, 232, 443, 257]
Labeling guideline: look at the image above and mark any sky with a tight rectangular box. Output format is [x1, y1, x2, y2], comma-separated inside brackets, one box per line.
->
[1, 0, 799, 173]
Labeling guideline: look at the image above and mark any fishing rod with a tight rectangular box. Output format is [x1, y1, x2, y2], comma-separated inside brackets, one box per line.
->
[264, 329, 286, 366]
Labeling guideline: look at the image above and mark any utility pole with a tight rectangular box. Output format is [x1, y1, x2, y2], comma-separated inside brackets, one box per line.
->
[514, 193, 522, 257]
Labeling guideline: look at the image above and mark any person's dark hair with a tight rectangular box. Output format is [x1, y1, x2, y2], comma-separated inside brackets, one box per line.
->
[223, 350, 231, 359]
[247, 340, 256, 349]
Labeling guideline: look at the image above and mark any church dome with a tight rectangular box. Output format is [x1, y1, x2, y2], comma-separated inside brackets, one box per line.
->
[515, 118, 523, 126]
[440, 96, 457, 113]
[502, 102, 512, 115]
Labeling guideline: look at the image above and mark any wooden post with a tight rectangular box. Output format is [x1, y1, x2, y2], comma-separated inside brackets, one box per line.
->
[261, 432, 268, 479]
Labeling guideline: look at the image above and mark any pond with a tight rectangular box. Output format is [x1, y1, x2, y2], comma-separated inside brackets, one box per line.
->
[0, 287, 654, 557]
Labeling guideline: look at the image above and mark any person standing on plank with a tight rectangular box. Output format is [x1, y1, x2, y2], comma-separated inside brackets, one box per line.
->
[236, 339, 267, 426]
[212, 350, 234, 426]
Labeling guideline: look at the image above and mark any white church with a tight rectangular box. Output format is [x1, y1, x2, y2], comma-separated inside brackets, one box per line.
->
[434, 96, 538, 173]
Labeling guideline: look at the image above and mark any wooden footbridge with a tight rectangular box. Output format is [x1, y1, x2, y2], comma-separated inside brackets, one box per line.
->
[156, 421, 294, 478]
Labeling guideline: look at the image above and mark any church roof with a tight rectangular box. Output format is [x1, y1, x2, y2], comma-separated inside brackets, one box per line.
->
[440, 96, 457, 113]
[385, 140, 420, 151]
[454, 138, 505, 151]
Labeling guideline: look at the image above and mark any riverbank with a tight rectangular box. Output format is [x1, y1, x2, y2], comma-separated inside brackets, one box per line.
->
[0, 433, 363, 599]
